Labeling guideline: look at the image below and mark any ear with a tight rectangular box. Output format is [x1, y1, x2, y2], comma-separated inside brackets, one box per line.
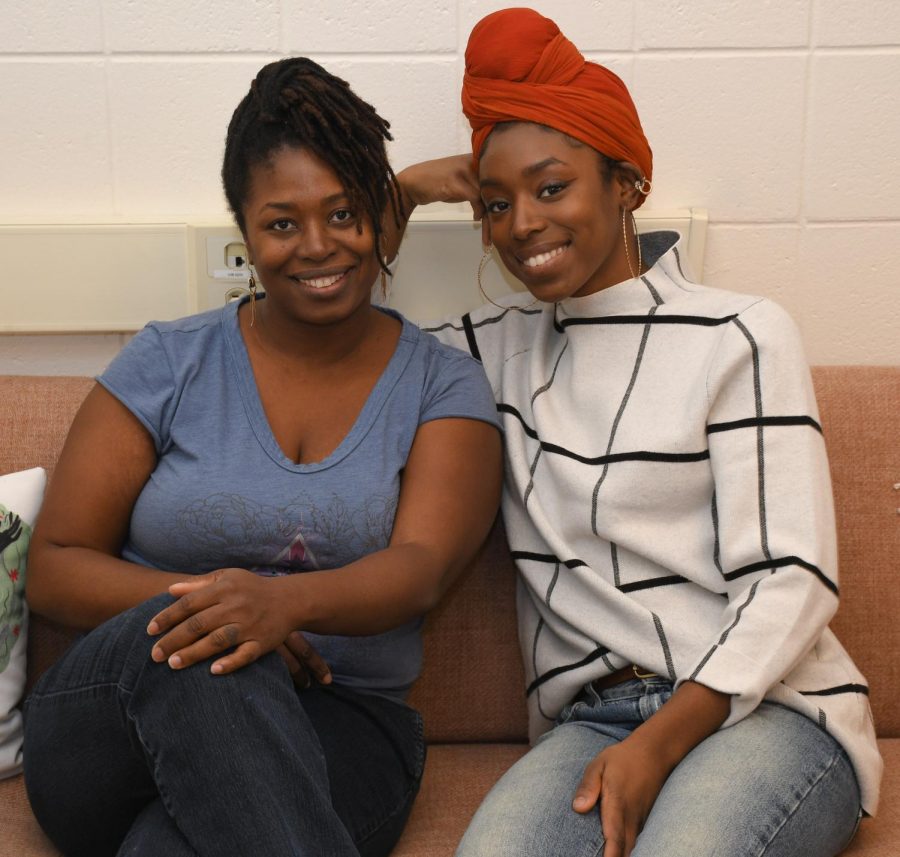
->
[481, 216, 492, 249]
[613, 160, 644, 211]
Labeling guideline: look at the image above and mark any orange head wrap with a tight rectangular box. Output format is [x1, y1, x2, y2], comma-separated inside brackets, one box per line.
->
[462, 7, 653, 206]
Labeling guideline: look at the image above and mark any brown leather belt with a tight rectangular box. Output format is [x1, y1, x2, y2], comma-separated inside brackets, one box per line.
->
[592, 664, 658, 692]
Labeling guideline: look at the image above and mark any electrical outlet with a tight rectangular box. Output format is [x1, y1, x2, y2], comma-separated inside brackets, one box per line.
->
[188, 224, 256, 312]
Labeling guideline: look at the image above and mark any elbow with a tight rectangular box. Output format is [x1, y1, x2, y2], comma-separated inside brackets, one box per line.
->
[408, 547, 462, 616]
[24, 549, 53, 617]
[24, 539, 66, 622]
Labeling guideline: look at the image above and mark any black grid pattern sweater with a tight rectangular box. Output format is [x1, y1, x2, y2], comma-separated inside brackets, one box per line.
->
[424, 231, 881, 814]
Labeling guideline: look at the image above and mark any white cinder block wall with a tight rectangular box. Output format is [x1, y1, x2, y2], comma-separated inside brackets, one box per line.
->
[1, 0, 898, 372]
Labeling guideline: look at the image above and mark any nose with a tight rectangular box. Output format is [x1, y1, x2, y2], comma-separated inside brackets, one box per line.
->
[510, 197, 544, 241]
[297, 222, 335, 261]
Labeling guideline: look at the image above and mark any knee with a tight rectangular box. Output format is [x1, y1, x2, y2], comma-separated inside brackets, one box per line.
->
[457, 794, 603, 857]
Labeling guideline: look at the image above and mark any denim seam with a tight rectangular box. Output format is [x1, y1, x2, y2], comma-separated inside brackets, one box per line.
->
[354, 774, 422, 847]
[755, 747, 847, 857]
[353, 711, 426, 846]
[129, 712, 182, 847]
[26, 679, 122, 701]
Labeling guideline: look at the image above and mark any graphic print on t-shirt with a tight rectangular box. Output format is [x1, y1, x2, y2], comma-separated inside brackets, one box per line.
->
[172, 491, 397, 575]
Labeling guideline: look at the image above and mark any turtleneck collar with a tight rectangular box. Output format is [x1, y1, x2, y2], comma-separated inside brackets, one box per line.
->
[556, 230, 690, 319]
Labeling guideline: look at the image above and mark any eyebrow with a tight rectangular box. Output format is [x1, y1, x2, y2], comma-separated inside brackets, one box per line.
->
[257, 191, 349, 214]
[479, 157, 567, 188]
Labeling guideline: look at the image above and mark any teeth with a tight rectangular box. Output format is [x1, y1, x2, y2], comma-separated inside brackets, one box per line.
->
[298, 272, 345, 289]
[523, 246, 566, 268]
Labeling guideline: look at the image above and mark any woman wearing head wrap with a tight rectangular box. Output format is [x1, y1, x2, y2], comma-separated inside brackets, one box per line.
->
[394, 7, 880, 857]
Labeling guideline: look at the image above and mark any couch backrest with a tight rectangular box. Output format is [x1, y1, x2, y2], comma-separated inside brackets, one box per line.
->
[2, 368, 898, 743]
[812, 366, 899, 739]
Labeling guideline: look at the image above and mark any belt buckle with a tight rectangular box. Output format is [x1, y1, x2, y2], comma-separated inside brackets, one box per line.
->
[632, 665, 657, 680]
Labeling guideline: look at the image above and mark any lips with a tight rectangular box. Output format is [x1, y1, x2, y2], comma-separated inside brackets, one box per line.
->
[289, 267, 352, 290]
[519, 243, 569, 269]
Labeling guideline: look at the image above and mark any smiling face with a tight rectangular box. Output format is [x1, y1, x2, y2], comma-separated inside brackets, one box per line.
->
[241, 145, 380, 328]
[479, 122, 638, 302]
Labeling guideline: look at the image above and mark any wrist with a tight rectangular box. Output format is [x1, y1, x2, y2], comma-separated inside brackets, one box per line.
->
[632, 681, 731, 771]
[269, 573, 314, 634]
[395, 167, 421, 212]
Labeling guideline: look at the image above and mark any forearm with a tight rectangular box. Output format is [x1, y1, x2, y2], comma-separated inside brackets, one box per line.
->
[381, 178, 416, 268]
[383, 155, 483, 264]
[280, 541, 465, 636]
[629, 681, 731, 772]
[27, 542, 194, 630]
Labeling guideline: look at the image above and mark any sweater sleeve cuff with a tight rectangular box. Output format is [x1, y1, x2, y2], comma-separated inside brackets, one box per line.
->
[677, 646, 770, 728]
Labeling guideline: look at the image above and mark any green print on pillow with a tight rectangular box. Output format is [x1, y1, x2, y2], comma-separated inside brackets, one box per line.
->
[0, 504, 28, 673]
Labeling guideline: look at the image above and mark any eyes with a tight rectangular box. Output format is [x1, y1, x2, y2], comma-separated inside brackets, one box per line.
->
[267, 207, 356, 233]
[484, 181, 569, 216]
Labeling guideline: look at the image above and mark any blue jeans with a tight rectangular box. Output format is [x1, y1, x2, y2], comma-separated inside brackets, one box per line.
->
[23, 594, 425, 857]
[457, 678, 862, 857]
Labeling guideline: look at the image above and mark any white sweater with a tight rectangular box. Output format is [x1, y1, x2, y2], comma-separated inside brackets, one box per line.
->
[425, 231, 882, 814]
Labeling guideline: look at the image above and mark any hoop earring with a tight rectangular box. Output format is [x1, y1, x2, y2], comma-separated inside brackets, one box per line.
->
[478, 246, 538, 311]
[248, 271, 258, 327]
[622, 208, 638, 281]
[634, 177, 652, 196]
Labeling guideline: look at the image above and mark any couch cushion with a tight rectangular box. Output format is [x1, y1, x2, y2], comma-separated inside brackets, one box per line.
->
[391, 743, 528, 856]
[408, 519, 528, 744]
[813, 367, 900, 738]
[0, 773, 59, 856]
[1, 739, 897, 856]
[0, 377, 94, 480]
[844, 739, 900, 855]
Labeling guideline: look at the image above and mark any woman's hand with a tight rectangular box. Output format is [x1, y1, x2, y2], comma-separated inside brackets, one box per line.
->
[572, 735, 673, 857]
[572, 681, 731, 856]
[147, 569, 295, 675]
[397, 155, 484, 219]
[277, 631, 332, 689]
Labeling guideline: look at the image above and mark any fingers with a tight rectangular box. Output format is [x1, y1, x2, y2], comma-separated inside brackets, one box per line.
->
[398, 155, 481, 209]
[150, 603, 239, 668]
[599, 791, 636, 857]
[573, 754, 639, 857]
[573, 756, 602, 813]
[208, 640, 264, 675]
[276, 643, 311, 689]
[167, 576, 217, 595]
[284, 630, 332, 685]
[147, 572, 221, 635]
[481, 217, 491, 248]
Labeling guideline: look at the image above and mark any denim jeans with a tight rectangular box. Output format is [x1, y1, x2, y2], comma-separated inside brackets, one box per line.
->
[457, 678, 861, 857]
[23, 594, 425, 857]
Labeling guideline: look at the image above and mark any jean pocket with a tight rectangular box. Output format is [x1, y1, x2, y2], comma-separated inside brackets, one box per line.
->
[638, 687, 674, 720]
[555, 700, 589, 726]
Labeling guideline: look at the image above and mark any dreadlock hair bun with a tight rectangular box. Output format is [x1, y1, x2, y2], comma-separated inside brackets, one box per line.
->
[222, 57, 402, 274]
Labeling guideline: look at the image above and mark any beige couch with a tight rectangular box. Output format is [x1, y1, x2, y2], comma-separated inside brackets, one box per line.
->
[1, 367, 897, 856]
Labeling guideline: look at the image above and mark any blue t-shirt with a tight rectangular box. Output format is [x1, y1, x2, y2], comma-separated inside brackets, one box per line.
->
[98, 299, 499, 698]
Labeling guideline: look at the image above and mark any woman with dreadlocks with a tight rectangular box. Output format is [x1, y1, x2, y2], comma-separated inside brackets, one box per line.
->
[22, 57, 501, 857]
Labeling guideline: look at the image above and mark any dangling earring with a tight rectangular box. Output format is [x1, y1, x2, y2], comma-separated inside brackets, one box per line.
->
[377, 237, 391, 302]
[622, 208, 638, 281]
[477, 245, 538, 311]
[632, 210, 642, 278]
[248, 269, 258, 327]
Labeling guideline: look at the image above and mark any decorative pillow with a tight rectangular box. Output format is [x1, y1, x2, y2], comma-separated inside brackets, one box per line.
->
[0, 467, 46, 779]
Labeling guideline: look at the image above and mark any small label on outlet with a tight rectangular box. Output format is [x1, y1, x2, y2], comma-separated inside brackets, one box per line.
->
[213, 269, 251, 281]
